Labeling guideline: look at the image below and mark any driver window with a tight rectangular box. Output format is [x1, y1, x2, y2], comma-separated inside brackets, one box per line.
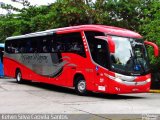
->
[85, 31, 110, 69]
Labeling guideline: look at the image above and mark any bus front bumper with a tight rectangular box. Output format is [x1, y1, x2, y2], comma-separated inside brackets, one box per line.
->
[96, 78, 151, 94]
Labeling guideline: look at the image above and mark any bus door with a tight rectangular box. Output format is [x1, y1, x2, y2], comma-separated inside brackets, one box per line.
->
[85, 31, 112, 92]
[91, 39, 110, 91]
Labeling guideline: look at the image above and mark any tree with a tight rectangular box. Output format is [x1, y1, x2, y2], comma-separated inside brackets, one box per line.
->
[140, 0, 160, 64]
[11, 0, 31, 7]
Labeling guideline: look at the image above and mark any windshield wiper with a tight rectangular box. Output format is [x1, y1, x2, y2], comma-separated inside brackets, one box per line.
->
[137, 59, 146, 74]
[129, 50, 136, 70]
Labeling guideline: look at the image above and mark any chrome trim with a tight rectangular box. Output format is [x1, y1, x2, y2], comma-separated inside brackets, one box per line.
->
[6, 31, 55, 40]
[115, 73, 136, 82]
[117, 80, 148, 86]
[105, 73, 150, 86]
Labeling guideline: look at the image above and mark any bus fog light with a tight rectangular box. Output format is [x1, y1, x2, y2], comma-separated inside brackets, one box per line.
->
[146, 78, 151, 82]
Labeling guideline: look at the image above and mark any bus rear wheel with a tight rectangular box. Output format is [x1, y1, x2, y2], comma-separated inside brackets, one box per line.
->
[16, 70, 23, 84]
[75, 76, 87, 95]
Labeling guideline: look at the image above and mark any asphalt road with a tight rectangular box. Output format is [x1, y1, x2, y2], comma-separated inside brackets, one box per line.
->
[0, 78, 160, 119]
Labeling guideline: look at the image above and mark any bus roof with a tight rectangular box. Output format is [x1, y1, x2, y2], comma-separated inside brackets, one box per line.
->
[6, 25, 142, 40]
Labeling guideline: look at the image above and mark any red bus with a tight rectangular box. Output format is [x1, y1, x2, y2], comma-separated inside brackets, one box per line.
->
[4, 25, 159, 95]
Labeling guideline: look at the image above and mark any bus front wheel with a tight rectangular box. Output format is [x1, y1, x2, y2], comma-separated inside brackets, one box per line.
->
[75, 76, 87, 95]
[16, 70, 23, 84]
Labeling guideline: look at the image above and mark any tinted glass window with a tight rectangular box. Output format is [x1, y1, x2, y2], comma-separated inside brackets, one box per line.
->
[85, 31, 110, 69]
[5, 35, 54, 54]
[5, 40, 19, 53]
[5, 32, 86, 58]
[110, 36, 150, 75]
[55, 32, 86, 57]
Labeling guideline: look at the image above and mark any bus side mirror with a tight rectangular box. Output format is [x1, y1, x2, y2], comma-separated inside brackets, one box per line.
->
[107, 36, 115, 53]
[144, 41, 159, 57]
[95, 36, 115, 53]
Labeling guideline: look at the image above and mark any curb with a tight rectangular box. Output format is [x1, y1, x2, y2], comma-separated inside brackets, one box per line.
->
[149, 89, 160, 93]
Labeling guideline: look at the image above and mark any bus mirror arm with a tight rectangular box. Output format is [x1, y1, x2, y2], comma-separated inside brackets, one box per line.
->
[94, 36, 115, 53]
[107, 36, 115, 53]
[144, 41, 159, 57]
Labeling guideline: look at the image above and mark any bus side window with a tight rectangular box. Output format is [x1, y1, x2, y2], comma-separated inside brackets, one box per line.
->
[40, 35, 55, 53]
[49, 39, 55, 52]
[85, 31, 110, 69]
[5, 42, 11, 53]
[56, 32, 86, 57]
[42, 39, 48, 53]
[5, 40, 18, 54]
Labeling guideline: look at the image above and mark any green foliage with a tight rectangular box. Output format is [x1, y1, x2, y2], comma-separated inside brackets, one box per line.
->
[139, 0, 160, 65]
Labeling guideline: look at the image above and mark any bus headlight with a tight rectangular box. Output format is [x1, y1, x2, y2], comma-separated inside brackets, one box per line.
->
[115, 77, 123, 83]
[146, 78, 151, 82]
[107, 74, 123, 83]
[115, 73, 135, 81]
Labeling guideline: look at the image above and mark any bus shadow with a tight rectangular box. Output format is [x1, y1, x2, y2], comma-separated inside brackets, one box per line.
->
[87, 92, 146, 100]
[10, 80, 146, 100]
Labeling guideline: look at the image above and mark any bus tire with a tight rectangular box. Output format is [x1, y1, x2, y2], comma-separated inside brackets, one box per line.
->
[16, 70, 23, 84]
[75, 76, 87, 95]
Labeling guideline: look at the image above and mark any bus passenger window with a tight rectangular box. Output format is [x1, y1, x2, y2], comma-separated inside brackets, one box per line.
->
[71, 42, 81, 51]
[50, 40, 55, 52]
[43, 46, 48, 53]
[56, 32, 86, 57]
[7, 44, 12, 53]
[56, 43, 62, 52]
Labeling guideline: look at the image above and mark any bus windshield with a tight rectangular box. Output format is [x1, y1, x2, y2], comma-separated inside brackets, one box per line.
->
[110, 36, 150, 76]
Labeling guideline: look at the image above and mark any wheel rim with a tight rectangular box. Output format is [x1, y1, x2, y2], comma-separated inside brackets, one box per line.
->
[78, 80, 86, 93]
[17, 72, 21, 82]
